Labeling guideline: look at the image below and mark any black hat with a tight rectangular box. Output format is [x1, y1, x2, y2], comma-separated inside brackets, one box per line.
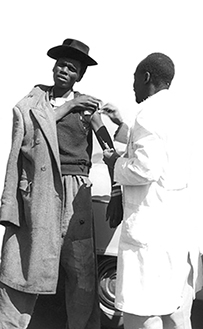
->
[47, 38, 97, 66]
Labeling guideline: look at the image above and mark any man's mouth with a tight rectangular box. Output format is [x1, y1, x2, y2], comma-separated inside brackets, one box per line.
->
[57, 75, 67, 82]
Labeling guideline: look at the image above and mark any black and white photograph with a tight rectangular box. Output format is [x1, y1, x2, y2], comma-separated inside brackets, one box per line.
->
[0, 1, 202, 328]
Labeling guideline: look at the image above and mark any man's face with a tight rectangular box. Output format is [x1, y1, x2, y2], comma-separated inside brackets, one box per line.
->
[53, 58, 81, 90]
[133, 69, 149, 104]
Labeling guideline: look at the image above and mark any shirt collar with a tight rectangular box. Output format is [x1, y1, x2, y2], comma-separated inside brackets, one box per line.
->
[49, 88, 74, 107]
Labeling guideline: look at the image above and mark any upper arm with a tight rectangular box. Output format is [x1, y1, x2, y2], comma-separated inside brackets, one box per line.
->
[90, 111, 104, 132]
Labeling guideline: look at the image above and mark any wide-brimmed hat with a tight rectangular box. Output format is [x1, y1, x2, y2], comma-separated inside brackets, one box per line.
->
[47, 38, 97, 66]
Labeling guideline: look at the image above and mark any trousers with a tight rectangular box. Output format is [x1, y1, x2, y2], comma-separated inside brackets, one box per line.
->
[0, 175, 100, 329]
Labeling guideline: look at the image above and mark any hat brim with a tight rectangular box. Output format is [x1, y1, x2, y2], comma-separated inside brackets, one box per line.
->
[47, 46, 97, 66]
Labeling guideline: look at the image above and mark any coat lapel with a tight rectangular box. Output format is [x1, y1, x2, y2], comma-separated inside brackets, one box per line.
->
[30, 90, 61, 175]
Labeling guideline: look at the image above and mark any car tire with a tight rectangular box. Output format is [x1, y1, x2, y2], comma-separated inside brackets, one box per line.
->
[97, 255, 123, 328]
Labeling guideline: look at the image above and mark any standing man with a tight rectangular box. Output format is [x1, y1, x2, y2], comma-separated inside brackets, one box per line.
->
[103, 53, 203, 329]
[0, 38, 115, 329]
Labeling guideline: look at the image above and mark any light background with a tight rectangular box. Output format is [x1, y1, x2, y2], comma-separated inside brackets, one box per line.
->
[0, 0, 203, 242]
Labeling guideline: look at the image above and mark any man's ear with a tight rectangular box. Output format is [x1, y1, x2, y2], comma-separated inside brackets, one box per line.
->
[144, 71, 151, 84]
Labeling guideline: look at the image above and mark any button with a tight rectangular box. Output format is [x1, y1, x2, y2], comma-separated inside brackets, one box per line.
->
[35, 138, 40, 145]
[41, 166, 46, 171]
[79, 219, 85, 225]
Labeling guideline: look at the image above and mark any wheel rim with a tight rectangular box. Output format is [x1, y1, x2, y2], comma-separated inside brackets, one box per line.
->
[98, 257, 121, 314]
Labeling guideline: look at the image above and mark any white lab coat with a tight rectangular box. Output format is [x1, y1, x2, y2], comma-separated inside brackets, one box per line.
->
[114, 90, 202, 315]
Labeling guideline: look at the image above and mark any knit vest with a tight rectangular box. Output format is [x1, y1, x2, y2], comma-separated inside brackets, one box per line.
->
[56, 111, 93, 176]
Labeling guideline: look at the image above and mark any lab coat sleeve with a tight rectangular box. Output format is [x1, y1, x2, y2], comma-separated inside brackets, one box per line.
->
[114, 125, 166, 186]
[114, 123, 130, 144]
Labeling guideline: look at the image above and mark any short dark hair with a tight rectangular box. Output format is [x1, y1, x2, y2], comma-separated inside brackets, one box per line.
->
[136, 53, 175, 87]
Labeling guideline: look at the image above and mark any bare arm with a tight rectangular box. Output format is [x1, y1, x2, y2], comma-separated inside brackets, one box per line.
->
[54, 100, 75, 121]
[54, 95, 101, 122]
[91, 111, 115, 184]
[91, 111, 114, 150]
[91, 111, 123, 228]
[100, 103, 129, 144]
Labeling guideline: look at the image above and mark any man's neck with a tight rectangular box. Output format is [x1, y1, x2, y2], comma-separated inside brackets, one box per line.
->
[149, 83, 169, 98]
[52, 86, 73, 98]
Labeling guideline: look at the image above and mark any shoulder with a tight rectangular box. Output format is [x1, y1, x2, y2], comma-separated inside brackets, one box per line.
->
[15, 85, 52, 111]
[136, 92, 170, 138]
[34, 84, 52, 92]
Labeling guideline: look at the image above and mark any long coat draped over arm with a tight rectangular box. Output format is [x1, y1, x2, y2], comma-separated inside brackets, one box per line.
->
[0, 85, 64, 294]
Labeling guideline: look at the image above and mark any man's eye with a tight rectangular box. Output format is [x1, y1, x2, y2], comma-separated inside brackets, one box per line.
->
[68, 65, 77, 72]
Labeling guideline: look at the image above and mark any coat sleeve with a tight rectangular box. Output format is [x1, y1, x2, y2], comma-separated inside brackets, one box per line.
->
[0, 106, 24, 227]
[114, 122, 166, 186]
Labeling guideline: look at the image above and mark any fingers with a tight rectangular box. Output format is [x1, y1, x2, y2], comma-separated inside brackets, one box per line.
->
[99, 108, 114, 116]
[82, 95, 102, 105]
[100, 103, 123, 126]
[78, 95, 103, 113]
[85, 94, 102, 103]
[100, 103, 117, 113]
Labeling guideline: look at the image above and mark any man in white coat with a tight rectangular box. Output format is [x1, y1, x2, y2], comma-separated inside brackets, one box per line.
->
[103, 53, 203, 329]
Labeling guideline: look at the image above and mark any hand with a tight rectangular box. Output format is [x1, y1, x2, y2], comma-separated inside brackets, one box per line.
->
[100, 103, 123, 126]
[103, 149, 120, 168]
[106, 185, 123, 228]
[71, 95, 102, 115]
[55, 95, 102, 122]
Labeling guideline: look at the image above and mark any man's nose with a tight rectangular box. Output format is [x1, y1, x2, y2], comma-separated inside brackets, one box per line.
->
[60, 68, 68, 75]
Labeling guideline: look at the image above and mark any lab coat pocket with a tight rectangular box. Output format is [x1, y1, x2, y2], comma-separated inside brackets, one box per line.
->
[122, 205, 162, 248]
